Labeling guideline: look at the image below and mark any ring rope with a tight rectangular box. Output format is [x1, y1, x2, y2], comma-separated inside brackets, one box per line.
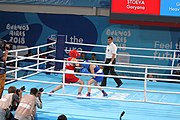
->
[6, 49, 55, 64]
[9, 77, 180, 95]
[6, 55, 180, 83]
[14, 56, 178, 70]
[8, 42, 56, 53]
[4, 41, 180, 106]
[65, 49, 177, 60]
[65, 41, 180, 52]
[5, 77, 180, 106]
[7, 64, 180, 83]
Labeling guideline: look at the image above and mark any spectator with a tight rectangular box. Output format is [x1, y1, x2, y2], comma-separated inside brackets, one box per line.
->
[91, 53, 98, 61]
[175, 63, 180, 80]
[80, 53, 88, 61]
[147, 74, 156, 82]
[39, 50, 46, 59]
[57, 114, 67, 120]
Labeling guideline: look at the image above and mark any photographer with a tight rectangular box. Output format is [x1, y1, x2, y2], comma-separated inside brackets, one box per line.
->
[15, 88, 43, 120]
[0, 86, 22, 120]
[0, 42, 9, 98]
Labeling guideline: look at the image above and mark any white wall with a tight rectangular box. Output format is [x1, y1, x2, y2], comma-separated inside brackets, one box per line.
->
[0, 3, 109, 16]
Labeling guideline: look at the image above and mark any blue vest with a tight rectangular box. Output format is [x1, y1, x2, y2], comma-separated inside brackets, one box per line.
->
[86, 65, 100, 73]
[94, 65, 100, 73]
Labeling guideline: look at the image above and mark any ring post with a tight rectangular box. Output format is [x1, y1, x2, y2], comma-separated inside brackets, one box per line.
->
[37, 47, 40, 70]
[171, 51, 176, 75]
[15, 51, 18, 80]
[144, 67, 148, 102]
[62, 61, 66, 93]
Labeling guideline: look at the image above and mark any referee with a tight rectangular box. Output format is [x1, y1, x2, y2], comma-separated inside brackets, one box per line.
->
[100, 36, 123, 87]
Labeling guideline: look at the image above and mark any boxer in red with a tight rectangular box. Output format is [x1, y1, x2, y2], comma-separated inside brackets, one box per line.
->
[50, 50, 84, 96]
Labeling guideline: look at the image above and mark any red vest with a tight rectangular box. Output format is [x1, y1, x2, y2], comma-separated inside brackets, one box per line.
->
[66, 57, 75, 70]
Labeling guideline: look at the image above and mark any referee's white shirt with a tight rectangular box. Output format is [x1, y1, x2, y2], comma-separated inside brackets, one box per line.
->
[105, 42, 117, 59]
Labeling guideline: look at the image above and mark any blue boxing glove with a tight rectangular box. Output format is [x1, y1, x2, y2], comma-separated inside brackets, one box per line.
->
[80, 68, 90, 74]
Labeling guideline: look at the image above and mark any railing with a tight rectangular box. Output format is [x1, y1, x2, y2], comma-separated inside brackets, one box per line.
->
[5, 41, 180, 106]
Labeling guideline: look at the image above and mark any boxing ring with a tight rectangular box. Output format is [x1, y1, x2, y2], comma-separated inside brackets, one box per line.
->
[3, 40, 180, 120]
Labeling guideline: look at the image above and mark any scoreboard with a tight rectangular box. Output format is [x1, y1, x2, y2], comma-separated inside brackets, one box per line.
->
[110, 0, 180, 27]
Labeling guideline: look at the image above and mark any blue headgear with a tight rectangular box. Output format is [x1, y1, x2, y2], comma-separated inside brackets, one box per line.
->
[81, 60, 90, 69]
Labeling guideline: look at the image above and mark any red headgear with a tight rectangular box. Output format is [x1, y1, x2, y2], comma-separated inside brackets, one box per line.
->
[69, 50, 81, 58]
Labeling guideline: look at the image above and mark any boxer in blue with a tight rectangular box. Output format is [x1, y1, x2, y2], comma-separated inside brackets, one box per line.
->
[81, 61, 108, 97]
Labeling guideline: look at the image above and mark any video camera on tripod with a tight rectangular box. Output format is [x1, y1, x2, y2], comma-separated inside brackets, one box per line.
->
[16, 86, 26, 96]
[39, 88, 44, 92]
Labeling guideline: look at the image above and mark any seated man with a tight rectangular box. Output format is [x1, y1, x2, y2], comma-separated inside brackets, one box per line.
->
[81, 61, 108, 97]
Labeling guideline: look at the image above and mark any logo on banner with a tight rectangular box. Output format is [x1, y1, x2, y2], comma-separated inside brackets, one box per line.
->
[105, 29, 131, 51]
[169, 2, 180, 12]
[160, 0, 180, 17]
[6, 24, 29, 45]
[153, 41, 180, 61]
[64, 35, 84, 54]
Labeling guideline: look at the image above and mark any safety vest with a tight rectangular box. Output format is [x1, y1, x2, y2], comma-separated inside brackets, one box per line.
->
[0, 93, 13, 109]
[15, 94, 36, 118]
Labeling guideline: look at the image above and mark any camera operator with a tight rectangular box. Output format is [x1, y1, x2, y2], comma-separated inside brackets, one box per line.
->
[14, 88, 43, 120]
[0, 86, 22, 120]
[0, 43, 9, 98]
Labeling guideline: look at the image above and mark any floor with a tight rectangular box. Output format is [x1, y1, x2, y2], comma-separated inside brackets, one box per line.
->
[4, 73, 180, 120]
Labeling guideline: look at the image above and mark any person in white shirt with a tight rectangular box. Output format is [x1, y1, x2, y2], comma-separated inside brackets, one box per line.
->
[100, 36, 123, 87]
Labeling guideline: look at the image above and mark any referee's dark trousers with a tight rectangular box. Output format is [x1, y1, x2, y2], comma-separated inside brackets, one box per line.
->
[100, 59, 123, 87]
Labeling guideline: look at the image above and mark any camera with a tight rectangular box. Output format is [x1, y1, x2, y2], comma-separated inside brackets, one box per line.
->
[0, 39, 13, 51]
[16, 86, 26, 96]
[39, 88, 44, 92]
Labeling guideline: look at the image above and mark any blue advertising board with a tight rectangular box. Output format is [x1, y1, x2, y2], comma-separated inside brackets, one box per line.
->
[160, 0, 180, 17]
[0, 11, 180, 69]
